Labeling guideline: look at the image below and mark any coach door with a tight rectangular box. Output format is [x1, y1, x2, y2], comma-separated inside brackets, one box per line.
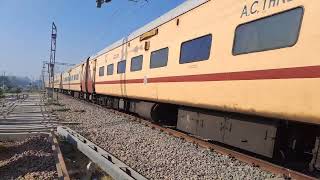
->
[81, 64, 85, 93]
[116, 59, 127, 98]
[85, 58, 93, 94]
[68, 71, 71, 91]
[59, 73, 63, 89]
[92, 59, 97, 93]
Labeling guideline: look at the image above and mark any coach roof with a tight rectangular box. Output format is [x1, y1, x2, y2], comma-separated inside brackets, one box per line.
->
[90, 0, 210, 60]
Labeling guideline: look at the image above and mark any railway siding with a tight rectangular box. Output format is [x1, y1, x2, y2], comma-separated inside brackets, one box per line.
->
[0, 94, 60, 179]
[51, 94, 281, 179]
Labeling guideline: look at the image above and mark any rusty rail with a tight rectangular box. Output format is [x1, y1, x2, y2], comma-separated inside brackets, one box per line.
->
[136, 119, 317, 180]
[60, 93, 317, 179]
[50, 132, 70, 180]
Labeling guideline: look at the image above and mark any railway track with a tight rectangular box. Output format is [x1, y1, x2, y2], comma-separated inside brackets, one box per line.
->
[0, 94, 69, 179]
[1, 93, 149, 180]
[138, 120, 316, 180]
[52, 93, 318, 180]
[124, 118, 319, 180]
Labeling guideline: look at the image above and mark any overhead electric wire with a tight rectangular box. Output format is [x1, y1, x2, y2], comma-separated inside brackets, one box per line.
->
[91, 0, 151, 55]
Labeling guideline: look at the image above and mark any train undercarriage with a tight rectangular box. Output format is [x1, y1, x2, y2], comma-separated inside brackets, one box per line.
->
[54, 88, 320, 174]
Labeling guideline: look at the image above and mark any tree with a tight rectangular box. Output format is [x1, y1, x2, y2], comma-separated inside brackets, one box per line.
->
[0, 88, 4, 98]
[16, 88, 22, 94]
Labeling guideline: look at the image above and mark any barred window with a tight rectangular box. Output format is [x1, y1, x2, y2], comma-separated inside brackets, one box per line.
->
[99, 66, 105, 77]
[131, 55, 143, 72]
[107, 64, 114, 75]
[117, 60, 126, 74]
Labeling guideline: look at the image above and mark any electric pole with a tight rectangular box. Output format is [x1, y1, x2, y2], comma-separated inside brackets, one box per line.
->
[42, 60, 74, 99]
[42, 61, 47, 91]
[49, 22, 57, 102]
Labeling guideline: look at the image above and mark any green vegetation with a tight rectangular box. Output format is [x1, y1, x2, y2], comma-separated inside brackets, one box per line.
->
[7, 87, 22, 94]
[0, 75, 39, 93]
[0, 88, 4, 98]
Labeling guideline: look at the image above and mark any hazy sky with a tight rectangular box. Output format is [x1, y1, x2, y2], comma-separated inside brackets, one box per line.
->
[0, 0, 184, 79]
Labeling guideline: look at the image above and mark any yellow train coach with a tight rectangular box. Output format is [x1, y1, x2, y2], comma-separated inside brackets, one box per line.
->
[54, 0, 320, 167]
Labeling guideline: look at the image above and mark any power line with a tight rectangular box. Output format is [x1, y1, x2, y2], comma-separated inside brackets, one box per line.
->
[92, 0, 150, 51]
[47, 22, 58, 101]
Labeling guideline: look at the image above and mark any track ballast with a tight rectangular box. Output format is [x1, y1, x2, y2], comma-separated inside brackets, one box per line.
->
[50, 94, 285, 180]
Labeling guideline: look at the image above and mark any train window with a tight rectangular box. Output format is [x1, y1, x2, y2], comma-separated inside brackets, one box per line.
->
[233, 7, 304, 55]
[150, 47, 169, 69]
[131, 55, 143, 72]
[117, 60, 126, 74]
[107, 64, 114, 75]
[180, 34, 212, 64]
[99, 66, 104, 77]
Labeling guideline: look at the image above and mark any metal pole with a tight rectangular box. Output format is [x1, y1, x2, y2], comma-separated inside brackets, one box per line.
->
[49, 22, 57, 102]
[47, 63, 52, 98]
[42, 62, 46, 91]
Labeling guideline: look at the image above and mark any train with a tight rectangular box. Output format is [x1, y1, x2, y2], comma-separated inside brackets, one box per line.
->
[47, 0, 320, 170]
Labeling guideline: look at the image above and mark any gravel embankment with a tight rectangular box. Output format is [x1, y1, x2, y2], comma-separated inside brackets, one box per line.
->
[0, 136, 57, 180]
[52, 94, 281, 180]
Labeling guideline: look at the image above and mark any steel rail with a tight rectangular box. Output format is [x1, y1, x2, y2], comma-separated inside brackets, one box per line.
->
[40, 94, 70, 180]
[49, 132, 70, 180]
[135, 119, 317, 180]
[61, 94, 318, 179]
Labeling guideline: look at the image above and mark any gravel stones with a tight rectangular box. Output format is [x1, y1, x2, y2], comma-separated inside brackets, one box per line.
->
[52, 95, 281, 180]
[0, 135, 57, 180]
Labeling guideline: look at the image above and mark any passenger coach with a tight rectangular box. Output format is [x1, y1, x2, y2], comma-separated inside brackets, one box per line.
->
[49, 0, 320, 170]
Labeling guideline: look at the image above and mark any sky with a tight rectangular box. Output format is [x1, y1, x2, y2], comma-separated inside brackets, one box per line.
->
[0, 0, 184, 80]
